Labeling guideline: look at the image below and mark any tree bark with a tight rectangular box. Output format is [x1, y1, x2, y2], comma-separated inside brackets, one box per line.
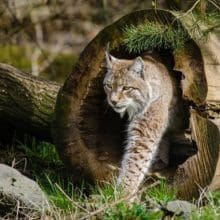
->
[0, 63, 60, 141]
[173, 13, 220, 197]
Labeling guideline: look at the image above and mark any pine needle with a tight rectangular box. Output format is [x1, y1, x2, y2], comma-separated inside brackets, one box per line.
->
[123, 21, 189, 53]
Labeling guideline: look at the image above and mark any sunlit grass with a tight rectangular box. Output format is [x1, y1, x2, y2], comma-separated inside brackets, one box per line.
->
[1, 137, 220, 219]
[146, 180, 176, 204]
[17, 136, 63, 166]
[191, 191, 220, 220]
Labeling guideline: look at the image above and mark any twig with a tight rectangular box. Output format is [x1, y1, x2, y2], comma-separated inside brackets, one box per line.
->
[80, 181, 161, 220]
[55, 183, 90, 214]
[183, 0, 201, 15]
[16, 200, 20, 220]
[11, 157, 28, 172]
[197, 185, 209, 207]
[208, 0, 220, 10]
[174, 0, 201, 22]
[204, 24, 220, 33]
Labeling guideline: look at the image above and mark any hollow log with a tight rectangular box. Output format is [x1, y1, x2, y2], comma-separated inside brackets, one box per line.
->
[52, 9, 220, 199]
[0, 63, 60, 141]
[173, 16, 220, 197]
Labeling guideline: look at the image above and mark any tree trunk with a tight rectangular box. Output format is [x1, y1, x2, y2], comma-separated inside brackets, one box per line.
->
[0, 63, 60, 141]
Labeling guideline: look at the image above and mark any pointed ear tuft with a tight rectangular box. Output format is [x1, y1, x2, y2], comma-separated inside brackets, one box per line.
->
[130, 57, 145, 79]
[105, 51, 117, 69]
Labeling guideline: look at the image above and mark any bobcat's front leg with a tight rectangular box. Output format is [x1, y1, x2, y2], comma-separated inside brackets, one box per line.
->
[117, 103, 169, 195]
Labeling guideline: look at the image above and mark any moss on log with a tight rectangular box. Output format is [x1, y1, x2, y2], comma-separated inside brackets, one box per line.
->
[0, 63, 60, 141]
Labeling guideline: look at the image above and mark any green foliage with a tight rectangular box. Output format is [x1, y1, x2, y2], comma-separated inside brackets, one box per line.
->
[146, 180, 176, 204]
[104, 203, 163, 220]
[123, 22, 188, 53]
[0, 45, 77, 83]
[0, 45, 31, 71]
[123, 7, 219, 54]
[191, 191, 220, 220]
[90, 181, 126, 205]
[17, 137, 84, 211]
[17, 137, 63, 166]
[39, 174, 80, 211]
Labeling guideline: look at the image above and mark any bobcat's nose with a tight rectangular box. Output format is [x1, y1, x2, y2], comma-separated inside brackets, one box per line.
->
[111, 100, 117, 106]
[110, 93, 119, 106]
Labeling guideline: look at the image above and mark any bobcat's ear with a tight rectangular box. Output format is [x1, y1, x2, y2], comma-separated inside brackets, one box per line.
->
[130, 57, 145, 79]
[105, 51, 117, 69]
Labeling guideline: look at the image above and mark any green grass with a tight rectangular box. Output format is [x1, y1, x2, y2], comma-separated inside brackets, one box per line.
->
[16, 137, 78, 210]
[146, 180, 176, 204]
[41, 174, 78, 211]
[1, 138, 220, 219]
[17, 137, 63, 166]
[104, 203, 163, 220]
[191, 191, 220, 220]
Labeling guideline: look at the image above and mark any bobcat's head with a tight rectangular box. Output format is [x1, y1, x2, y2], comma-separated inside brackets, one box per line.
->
[103, 52, 155, 120]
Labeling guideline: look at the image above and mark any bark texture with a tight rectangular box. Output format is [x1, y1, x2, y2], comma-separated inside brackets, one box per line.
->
[173, 17, 220, 197]
[0, 63, 60, 141]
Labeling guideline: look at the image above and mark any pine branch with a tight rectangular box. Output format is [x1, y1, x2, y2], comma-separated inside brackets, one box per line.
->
[123, 22, 188, 53]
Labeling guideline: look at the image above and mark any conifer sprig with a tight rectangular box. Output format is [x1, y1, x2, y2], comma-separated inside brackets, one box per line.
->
[123, 22, 189, 53]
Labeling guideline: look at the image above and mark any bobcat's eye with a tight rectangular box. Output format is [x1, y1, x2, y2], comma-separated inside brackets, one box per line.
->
[105, 84, 112, 90]
[123, 86, 133, 91]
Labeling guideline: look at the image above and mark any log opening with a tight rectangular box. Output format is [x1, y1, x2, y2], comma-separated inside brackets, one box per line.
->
[77, 48, 194, 170]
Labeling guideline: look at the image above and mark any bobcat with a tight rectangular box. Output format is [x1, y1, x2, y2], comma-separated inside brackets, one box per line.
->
[103, 52, 174, 195]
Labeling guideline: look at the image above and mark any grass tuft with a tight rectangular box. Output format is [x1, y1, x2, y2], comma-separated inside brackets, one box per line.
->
[39, 174, 76, 210]
[191, 191, 220, 220]
[17, 137, 63, 166]
[146, 180, 176, 204]
[104, 203, 163, 220]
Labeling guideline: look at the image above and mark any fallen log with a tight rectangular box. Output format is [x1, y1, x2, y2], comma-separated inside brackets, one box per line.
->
[0, 63, 60, 141]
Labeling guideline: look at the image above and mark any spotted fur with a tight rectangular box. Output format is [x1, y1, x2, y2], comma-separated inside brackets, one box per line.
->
[103, 52, 174, 195]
